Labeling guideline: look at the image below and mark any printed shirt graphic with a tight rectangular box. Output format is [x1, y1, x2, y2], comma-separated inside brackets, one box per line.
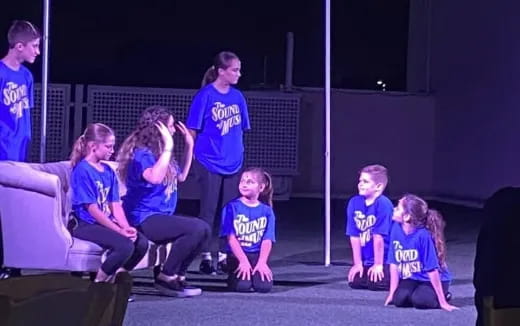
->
[220, 199, 276, 253]
[345, 195, 393, 266]
[387, 223, 452, 282]
[186, 84, 251, 175]
[0, 61, 34, 161]
[122, 148, 179, 226]
[71, 160, 120, 224]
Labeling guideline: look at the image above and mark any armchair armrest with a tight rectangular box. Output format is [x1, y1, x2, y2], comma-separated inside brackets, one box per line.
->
[0, 161, 59, 197]
[0, 163, 73, 270]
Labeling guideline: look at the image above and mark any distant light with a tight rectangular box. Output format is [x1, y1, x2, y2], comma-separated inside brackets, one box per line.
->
[377, 80, 383, 85]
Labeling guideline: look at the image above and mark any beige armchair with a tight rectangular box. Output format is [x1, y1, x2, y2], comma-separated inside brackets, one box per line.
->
[0, 160, 169, 273]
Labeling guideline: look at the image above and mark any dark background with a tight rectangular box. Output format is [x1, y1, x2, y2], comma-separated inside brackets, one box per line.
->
[0, 0, 410, 90]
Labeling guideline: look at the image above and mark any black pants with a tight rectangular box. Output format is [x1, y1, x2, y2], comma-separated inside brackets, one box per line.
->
[194, 159, 240, 253]
[227, 253, 273, 293]
[474, 291, 484, 326]
[393, 278, 450, 309]
[72, 221, 149, 275]
[348, 264, 390, 291]
[138, 214, 210, 276]
[0, 217, 4, 268]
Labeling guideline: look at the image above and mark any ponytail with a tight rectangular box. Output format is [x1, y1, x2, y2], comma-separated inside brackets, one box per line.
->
[201, 66, 217, 87]
[70, 123, 114, 168]
[70, 135, 87, 167]
[201, 51, 240, 87]
[242, 167, 274, 207]
[259, 171, 274, 207]
[426, 209, 447, 268]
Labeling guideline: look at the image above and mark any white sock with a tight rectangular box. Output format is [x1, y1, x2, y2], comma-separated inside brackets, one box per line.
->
[218, 252, 227, 262]
[201, 252, 212, 261]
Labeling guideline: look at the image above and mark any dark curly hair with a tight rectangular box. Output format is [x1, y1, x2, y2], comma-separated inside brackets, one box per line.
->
[116, 105, 177, 185]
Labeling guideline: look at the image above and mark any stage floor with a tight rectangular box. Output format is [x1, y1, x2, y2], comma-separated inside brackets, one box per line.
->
[124, 198, 480, 326]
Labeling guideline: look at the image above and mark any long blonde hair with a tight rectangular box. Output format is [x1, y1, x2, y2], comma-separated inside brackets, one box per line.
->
[70, 123, 114, 167]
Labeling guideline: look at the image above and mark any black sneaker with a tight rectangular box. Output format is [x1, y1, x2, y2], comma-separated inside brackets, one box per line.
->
[155, 278, 202, 297]
[0, 268, 21, 280]
[199, 259, 216, 275]
[445, 292, 452, 302]
[217, 260, 228, 274]
[153, 266, 161, 280]
[128, 294, 135, 302]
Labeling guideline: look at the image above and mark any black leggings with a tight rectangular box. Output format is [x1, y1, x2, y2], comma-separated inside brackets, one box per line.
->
[72, 221, 149, 275]
[393, 279, 450, 309]
[348, 264, 390, 291]
[194, 159, 240, 253]
[138, 214, 210, 276]
[227, 253, 273, 293]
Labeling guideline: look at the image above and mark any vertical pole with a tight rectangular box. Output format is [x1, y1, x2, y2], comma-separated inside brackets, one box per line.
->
[324, 0, 331, 266]
[40, 0, 50, 162]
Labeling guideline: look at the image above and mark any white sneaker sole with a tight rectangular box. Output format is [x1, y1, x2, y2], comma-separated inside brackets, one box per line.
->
[154, 283, 202, 297]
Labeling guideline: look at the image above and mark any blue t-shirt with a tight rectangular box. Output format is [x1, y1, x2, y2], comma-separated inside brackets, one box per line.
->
[345, 195, 393, 266]
[186, 84, 251, 175]
[220, 199, 276, 253]
[387, 223, 452, 282]
[0, 61, 34, 161]
[122, 148, 179, 226]
[71, 160, 120, 224]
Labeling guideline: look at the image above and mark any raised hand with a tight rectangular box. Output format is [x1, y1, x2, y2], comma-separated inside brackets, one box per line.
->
[175, 121, 194, 148]
[155, 121, 173, 152]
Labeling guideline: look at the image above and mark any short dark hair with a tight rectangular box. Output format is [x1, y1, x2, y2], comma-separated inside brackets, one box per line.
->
[7, 20, 41, 48]
[360, 164, 388, 188]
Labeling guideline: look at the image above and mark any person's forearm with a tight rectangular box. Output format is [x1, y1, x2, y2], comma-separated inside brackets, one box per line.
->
[144, 150, 172, 184]
[229, 235, 249, 263]
[388, 264, 399, 295]
[257, 240, 272, 265]
[110, 202, 130, 228]
[177, 143, 193, 182]
[350, 237, 363, 265]
[87, 204, 121, 233]
[428, 270, 448, 305]
[373, 234, 384, 265]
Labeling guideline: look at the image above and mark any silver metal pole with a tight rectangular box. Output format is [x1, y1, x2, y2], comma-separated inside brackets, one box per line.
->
[40, 0, 50, 162]
[324, 0, 331, 266]
[425, 0, 432, 93]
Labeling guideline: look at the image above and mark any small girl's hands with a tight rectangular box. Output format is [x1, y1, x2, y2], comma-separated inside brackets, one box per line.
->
[253, 262, 273, 282]
[155, 121, 174, 152]
[347, 264, 364, 283]
[175, 121, 194, 148]
[440, 302, 459, 312]
[235, 259, 253, 281]
[368, 264, 384, 282]
[120, 227, 137, 242]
